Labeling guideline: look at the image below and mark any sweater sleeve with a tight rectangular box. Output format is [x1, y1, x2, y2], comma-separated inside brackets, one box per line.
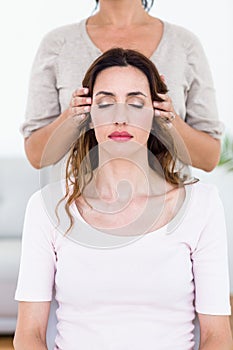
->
[20, 30, 64, 138]
[184, 33, 224, 139]
[15, 191, 57, 301]
[191, 185, 231, 315]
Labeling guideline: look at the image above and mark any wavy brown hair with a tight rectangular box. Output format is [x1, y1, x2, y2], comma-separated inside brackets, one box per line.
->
[61, 48, 184, 232]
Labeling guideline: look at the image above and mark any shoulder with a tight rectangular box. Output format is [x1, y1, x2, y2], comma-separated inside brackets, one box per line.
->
[26, 189, 44, 211]
[163, 21, 204, 54]
[193, 180, 219, 192]
[44, 21, 83, 41]
[189, 181, 222, 212]
[181, 182, 225, 245]
[25, 188, 50, 224]
[164, 21, 201, 45]
[26, 181, 65, 223]
[38, 19, 85, 53]
[175, 181, 220, 221]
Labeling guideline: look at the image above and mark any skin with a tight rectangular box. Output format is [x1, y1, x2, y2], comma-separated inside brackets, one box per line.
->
[24, 0, 220, 170]
[14, 66, 233, 349]
[91, 66, 153, 148]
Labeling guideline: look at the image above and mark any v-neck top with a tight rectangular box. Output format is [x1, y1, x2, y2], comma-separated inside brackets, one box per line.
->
[21, 18, 223, 140]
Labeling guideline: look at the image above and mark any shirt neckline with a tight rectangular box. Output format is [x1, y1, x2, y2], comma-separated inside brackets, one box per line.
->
[69, 181, 195, 238]
[78, 18, 168, 60]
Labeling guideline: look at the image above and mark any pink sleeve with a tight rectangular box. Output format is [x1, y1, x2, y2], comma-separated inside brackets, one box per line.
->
[191, 186, 231, 315]
[15, 191, 56, 301]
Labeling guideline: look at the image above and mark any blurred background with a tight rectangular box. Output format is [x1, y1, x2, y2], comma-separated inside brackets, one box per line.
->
[0, 0, 232, 347]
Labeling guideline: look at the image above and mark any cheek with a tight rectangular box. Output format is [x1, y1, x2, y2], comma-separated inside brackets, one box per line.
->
[93, 125, 109, 143]
[91, 106, 115, 127]
[134, 128, 151, 144]
[128, 108, 153, 132]
[92, 114, 112, 128]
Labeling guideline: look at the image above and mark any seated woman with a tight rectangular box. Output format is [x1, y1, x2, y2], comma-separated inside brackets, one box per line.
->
[14, 48, 232, 350]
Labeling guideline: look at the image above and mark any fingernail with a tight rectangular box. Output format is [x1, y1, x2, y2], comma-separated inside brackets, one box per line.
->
[153, 102, 159, 107]
[86, 98, 91, 103]
[154, 110, 160, 116]
[84, 106, 90, 111]
[84, 88, 88, 94]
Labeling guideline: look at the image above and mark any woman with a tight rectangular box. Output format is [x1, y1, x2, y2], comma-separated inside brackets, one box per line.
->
[14, 48, 232, 350]
[22, 0, 222, 171]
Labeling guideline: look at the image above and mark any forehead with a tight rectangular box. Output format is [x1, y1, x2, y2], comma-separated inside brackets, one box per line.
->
[93, 66, 150, 93]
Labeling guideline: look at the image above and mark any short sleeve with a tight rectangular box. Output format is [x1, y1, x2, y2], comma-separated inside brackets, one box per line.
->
[185, 34, 224, 139]
[191, 186, 231, 315]
[20, 31, 64, 138]
[15, 191, 57, 301]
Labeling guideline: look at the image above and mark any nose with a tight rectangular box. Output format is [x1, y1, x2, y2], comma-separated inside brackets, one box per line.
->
[112, 104, 129, 125]
[114, 120, 127, 126]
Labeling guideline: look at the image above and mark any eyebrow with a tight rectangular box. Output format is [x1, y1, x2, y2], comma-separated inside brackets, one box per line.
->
[94, 91, 147, 97]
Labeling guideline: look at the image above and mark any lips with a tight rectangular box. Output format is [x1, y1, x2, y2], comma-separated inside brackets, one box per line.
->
[108, 131, 133, 142]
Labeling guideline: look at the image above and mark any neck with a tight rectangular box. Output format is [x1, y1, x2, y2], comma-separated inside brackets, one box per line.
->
[84, 146, 164, 202]
[92, 0, 150, 27]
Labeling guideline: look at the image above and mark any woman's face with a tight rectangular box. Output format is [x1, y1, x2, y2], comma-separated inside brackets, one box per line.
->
[91, 65, 154, 148]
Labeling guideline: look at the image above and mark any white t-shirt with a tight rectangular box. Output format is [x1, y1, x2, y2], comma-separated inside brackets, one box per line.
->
[15, 182, 231, 350]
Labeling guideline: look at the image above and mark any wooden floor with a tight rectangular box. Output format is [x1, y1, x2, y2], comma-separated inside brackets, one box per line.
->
[230, 296, 233, 335]
[0, 336, 13, 350]
[1, 297, 233, 349]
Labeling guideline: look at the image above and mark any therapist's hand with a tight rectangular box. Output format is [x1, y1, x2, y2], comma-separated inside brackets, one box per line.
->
[69, 87, 92, 124]
[153, 93, 177, 123]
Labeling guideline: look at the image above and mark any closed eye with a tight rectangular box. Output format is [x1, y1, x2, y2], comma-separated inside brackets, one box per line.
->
[97, 103, 114, 109]
[128, 103, 144, 109]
